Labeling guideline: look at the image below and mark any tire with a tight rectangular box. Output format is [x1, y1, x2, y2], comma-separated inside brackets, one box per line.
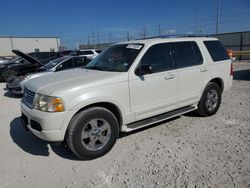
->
[66, 107, 119, 160]
[197, 82, 222, 117]
[2, 69, 18, 83]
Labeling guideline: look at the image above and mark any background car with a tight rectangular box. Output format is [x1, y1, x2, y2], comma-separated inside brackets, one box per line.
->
[72, 49, 101, 60]
[0, 50, 63, 82]
[6, 56, 89, 94]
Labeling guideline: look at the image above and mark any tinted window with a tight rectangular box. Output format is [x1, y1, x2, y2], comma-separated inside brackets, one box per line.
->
[74, 57, 86, 67]
[140, 43, 172, 73]
[78, 50, 94, 55]
[204, 41, 229, 62]
[57, 59, 73, 70]
[172, 42, 203, 68]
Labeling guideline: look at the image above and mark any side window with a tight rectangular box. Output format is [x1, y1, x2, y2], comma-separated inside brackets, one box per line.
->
[57, 59, 73, 71]
[74, 57, 85, 67]
[172, 42, 203, 68]
[140, 43, 172, 74]
[204, 41, 229, 62]
[78, 50, 94, 56]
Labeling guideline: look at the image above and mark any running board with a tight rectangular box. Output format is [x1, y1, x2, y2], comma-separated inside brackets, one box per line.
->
[121, 106, 196, 132]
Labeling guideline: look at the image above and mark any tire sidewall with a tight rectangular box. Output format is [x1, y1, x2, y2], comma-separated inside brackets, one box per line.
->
[69, 108, 119, 159]
[199, 83, 221, 116]
[3, 69, 18, 82]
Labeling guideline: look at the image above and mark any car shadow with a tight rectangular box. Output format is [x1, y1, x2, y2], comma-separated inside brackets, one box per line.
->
[233, 69, 250, 81]
[10, 116, 182, 160]
[10, 117, 81, 161]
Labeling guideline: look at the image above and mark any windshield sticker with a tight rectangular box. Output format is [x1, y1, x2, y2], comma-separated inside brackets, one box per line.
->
[126, 44, 143, 50]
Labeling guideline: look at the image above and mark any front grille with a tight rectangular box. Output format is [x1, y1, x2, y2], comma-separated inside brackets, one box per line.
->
[23, 88, 36, 108]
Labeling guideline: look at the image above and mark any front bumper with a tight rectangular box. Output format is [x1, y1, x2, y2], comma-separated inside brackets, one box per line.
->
[21, 100, 68, 142]
[6, 79, 23, 94]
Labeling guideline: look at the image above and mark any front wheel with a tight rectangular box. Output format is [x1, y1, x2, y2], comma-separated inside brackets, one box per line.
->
[197, 82, 222, 116]
[66, 107, 119, 159]
[2, 69, 18, 82]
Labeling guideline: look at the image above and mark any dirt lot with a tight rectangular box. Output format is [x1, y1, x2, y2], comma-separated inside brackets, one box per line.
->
[0, 62, 249, 188]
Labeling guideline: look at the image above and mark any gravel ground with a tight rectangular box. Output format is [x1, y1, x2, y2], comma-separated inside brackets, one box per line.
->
[0, 62, 249, 188]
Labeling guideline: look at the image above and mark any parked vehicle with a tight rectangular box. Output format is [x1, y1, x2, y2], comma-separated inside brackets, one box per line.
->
[6, 56, 88, 94]
[0, 50, 62, 82]
[72, 49, 101, 59]
[0, 57, 13, 65]
[28, 51, 62, 64]
[21, 37, 233, 159]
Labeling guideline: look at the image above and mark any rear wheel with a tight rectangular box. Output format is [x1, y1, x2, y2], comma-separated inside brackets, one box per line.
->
[2, 69, 18, 82]
[197, 82, 222, 116]
[66, 107, 119, 159]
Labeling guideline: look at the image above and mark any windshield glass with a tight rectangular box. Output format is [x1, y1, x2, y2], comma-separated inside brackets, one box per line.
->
[42, 56, 70, 69]
[86, 44, 144, 72]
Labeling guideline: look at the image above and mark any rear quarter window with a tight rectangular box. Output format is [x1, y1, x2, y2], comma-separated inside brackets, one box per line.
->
[204, 41, 230, 62]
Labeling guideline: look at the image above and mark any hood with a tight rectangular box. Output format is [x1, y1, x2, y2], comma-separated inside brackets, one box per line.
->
[25, 69, 126, 95]
[12, 50, 45, 66]
[28, 70, 53, 79]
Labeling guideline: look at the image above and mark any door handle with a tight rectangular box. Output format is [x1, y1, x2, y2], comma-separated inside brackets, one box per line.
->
[165, 74, 175, 80]
[200, 67, 208, 72]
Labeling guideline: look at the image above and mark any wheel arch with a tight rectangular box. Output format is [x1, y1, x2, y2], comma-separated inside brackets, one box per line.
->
[74, 102, 123, 127]
[209, 77, 224, 92]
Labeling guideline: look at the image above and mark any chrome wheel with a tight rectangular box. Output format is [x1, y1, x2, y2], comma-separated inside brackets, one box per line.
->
[81, 118, 111, 151]
[205, 89, 218, 111]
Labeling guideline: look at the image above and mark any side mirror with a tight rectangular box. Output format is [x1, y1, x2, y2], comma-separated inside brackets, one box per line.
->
[135, 65, 152, 76]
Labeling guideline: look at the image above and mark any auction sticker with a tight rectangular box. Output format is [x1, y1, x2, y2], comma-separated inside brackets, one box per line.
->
[126, 44, 143, 50]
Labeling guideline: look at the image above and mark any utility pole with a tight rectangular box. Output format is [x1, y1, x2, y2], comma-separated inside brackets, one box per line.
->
[97, 31, 100, 48]
[158, 25, 161, 36]
[109, 33, 112, 44]
[127, 31, 130, 41]
[216, 0, 220, 34]
[194, 6, 197, 34]
[92, 31, 95, 44]
[143, 26, 146, 39]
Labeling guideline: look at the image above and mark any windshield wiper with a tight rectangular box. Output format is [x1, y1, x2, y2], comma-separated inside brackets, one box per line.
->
[86, 66, 104, 71]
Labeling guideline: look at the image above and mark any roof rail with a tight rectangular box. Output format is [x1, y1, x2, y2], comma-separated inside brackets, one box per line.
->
[135, 34, 211, 40]
[161, 34, 211, 38]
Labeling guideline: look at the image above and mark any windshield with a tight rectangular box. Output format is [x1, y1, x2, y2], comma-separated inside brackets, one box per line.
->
[42, 56, 70, 69]
[86, 44, 144, 72]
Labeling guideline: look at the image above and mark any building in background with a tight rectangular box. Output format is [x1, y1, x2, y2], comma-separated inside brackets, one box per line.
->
[0, 36, 61, 57]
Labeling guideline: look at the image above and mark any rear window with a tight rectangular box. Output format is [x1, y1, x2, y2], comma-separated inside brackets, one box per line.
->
[204, 41, 229, 62]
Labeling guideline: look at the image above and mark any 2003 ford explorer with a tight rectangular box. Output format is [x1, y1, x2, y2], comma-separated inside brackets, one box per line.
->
[20, 37, 233, 159]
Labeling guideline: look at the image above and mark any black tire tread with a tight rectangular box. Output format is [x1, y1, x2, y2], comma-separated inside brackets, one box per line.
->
[66, 107, 119, 159]
[197, 82, 221, 117]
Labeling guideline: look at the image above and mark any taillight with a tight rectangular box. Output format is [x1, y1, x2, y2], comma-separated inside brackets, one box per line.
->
[230, 62, 233, 76]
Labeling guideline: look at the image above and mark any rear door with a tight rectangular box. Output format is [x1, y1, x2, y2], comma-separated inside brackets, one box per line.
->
[172, 41, 210, 107]
[129, 43, 178, 121]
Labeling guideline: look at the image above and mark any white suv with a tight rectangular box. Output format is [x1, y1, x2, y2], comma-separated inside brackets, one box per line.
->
[73, 49, 101, 59]
[21, 37, 233, 159]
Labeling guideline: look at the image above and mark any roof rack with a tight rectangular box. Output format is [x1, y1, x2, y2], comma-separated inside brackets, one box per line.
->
[135, 34, 211, 40]
[161, 34, 211, 38]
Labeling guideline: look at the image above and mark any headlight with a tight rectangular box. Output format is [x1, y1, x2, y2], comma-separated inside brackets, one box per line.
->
[34, 94, 65, 112]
